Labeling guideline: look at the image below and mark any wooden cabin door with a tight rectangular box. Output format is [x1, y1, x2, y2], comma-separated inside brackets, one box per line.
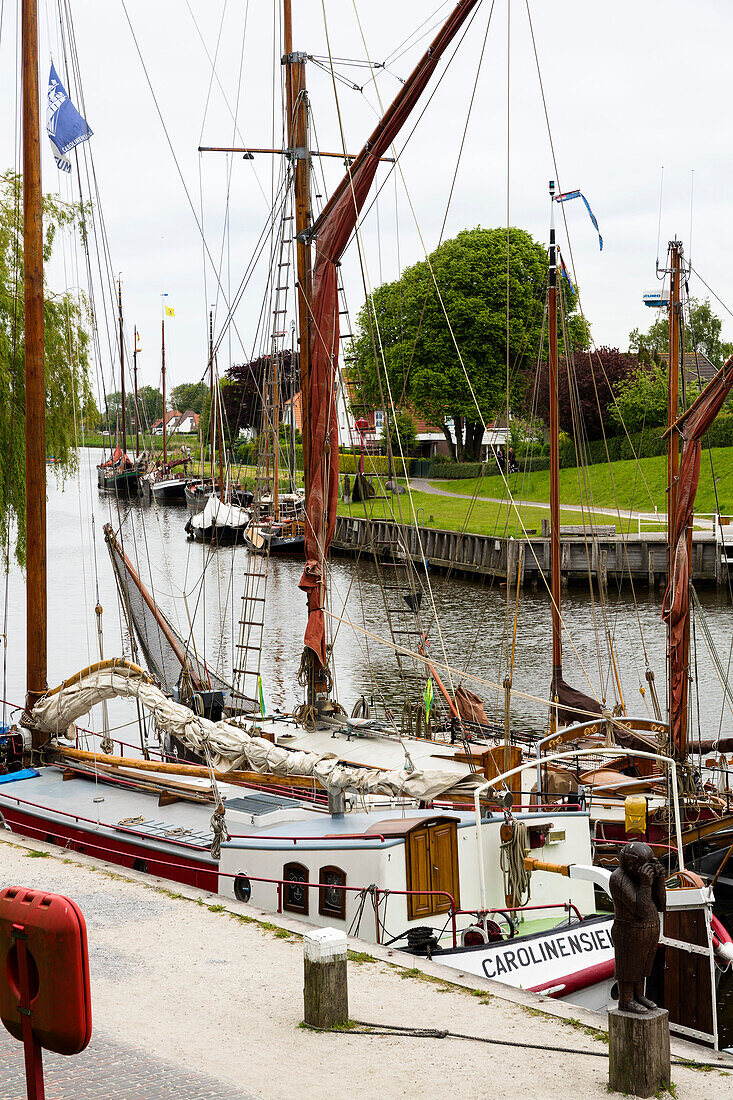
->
[407, 821, 460, 920]
[659, 908, 716, 1045]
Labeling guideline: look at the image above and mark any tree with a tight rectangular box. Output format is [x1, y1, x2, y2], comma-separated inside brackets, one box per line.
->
[530, 347, 638, 441]
[0, 171, 92, 562]
[610, 362, 701, 434]
[382, 408, 417, 457]
[170, 381, 207, 416]
[221, 351, 299, 437]
[350, 227, 588, 462]
[629, 297, 733, 367]
[135, 385, 163, 429]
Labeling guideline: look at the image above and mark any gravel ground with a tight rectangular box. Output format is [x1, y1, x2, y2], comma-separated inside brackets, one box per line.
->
[1, 836, 732, 1100]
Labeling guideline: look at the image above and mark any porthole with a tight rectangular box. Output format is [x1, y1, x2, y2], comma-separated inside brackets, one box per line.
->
[132, 858, 148, 874]
[234, 875, 252, 903]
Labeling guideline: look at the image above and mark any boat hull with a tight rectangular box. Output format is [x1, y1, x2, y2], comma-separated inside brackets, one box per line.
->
[97, 466, 141, 496]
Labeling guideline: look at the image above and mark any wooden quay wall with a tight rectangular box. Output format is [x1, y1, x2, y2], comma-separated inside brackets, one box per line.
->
[331, 515, 729, 589]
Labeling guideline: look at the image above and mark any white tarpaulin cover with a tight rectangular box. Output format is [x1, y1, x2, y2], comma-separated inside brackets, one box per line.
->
[190, 496, 250, 532]
[31, 664, 480, 801]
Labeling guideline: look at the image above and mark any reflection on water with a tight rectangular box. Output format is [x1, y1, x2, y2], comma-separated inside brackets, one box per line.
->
[4, 450, 733, 746]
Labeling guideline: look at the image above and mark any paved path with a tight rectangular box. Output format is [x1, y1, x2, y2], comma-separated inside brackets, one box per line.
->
[407, 478, 722, 532]
[409, 477, 655, 521]
[0, 1026, 257, 1100]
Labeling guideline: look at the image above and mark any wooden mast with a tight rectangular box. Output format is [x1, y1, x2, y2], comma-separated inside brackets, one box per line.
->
[133, 325, 140, 456]
[283, 0, 312, 506]
[667, 239, 689, 758]
[23, 0, 47, 718]
[208, 310, 216, 489]
[548, 181, 562, 720]
[283, 0, 321, 702]
[118, 280, 127, 454]
[161, 316, 167, 465]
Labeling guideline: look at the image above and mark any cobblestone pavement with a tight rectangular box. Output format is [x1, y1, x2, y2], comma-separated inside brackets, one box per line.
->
[0, 1025, 258, 1100]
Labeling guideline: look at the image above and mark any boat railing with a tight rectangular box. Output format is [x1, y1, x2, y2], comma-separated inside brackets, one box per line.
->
[228, 871, 458, 946]
[452, 900, 583, 925]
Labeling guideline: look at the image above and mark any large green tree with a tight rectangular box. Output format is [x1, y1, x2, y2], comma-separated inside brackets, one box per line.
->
[350, 226, 588, 461]
[629, 297, 733, 367]
[170, 380, 207, 416]
[0, 171, 92, 562]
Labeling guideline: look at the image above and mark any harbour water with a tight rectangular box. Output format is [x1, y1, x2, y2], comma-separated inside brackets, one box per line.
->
[4, 448, 733, 744]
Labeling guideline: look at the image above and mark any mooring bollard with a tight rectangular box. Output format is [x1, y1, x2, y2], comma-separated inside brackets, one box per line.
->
[608, 1006, 671, 1098]
[303, 927, 348, 1029]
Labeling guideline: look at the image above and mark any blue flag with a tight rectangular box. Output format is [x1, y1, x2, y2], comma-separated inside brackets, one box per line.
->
[46, 63, 93, 173]
[555, 190, 603, 251]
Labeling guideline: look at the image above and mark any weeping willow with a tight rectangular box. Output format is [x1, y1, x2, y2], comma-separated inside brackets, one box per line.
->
[0, 170, 94, 564]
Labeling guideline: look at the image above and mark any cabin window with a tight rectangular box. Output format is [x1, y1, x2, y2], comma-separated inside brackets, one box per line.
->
[283, 862, 309, 915]
[406, 820, 460, 921]
[319, 866, 346, 920]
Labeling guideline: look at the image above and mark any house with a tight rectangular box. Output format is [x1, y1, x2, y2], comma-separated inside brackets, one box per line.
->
[175, 410, 200, 434]
[682, 351, 718, 387]
[151, 409, 200, 435]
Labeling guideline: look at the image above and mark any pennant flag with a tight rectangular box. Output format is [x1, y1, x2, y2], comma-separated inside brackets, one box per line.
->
[555, 190, 603, 251]
[257, 675, 266, 717]
[424, 677, 434, 720]
[46, 63, 93, 173]
[165, 306, 175, 318]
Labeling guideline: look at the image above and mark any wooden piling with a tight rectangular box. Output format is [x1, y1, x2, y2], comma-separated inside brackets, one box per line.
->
[303, 927, 348, 1029]
[608, 1007, 670, 1098]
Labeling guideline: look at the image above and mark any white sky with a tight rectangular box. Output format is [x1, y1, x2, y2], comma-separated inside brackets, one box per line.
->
[2, 0, 733, 397]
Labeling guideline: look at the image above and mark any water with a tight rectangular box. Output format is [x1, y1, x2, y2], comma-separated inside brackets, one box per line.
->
[4, 448, 733, 745]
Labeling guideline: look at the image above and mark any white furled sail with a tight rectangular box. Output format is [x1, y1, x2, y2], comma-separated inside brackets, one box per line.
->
[30, 662, 481, 801]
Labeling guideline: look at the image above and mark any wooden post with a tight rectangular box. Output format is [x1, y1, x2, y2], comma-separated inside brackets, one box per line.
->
[303, 927, 348, 1029]
[608, 1007, 670, 1098]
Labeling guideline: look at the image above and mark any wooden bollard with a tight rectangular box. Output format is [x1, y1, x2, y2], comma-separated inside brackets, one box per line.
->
[303, 928, 348, 1029]
[608, 1007, 670, 1098]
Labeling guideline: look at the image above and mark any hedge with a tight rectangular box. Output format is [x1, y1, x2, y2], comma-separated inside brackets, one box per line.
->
[427, 461, 487, 479]
[231, 440, 411, 477]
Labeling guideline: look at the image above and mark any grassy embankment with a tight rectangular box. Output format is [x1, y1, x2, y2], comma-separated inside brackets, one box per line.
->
[337, 479, 640, 537]
[427, 447, 733, 524]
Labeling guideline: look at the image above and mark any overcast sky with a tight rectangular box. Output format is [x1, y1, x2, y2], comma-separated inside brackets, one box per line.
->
[2, 0, 732, 398]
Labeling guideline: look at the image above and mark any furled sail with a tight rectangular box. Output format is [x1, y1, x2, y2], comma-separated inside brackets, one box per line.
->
[103, 523, 243, 710]
[663, 355, 733, 756]
[30, 663, 484, 801]
[299, 0, 481, 672]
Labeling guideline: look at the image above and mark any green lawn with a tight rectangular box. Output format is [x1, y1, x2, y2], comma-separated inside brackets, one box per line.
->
[338, 489, 640, 537]
[427, 446, 733, 519]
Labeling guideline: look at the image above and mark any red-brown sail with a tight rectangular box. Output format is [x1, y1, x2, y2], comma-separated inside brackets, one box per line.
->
[663, 355, 733, 755]
[298, 0, 481, 670]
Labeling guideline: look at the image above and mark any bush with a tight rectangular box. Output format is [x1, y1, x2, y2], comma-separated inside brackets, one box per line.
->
[428, 461, 486, 479]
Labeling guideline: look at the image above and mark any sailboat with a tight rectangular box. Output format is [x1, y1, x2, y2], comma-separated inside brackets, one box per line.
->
[140, 310, 191, 503]
[5, 2, 733, 1047]
[96, 281, 145, 495]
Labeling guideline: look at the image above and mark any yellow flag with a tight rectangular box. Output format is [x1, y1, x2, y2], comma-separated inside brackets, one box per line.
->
[165, 305, 175, 318]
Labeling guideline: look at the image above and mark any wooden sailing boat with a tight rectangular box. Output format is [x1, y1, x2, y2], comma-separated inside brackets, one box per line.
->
[140, 309, 191, 502]
[96, 280, 145, 495]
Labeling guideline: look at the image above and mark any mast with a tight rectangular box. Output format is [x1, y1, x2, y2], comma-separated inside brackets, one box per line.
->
[161, 317, 167, 465]
[548, 181, 562, 714]
[118, 279, 127, 454]
[273, 354, 280, 515]
[283, 0, 319, 701]
[667, 239, 688, 758]
[133, 325, 140, 456]
[23, 0, 47, 716]
[283, 0, 312, 508]
[208, 310, 215, 484]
